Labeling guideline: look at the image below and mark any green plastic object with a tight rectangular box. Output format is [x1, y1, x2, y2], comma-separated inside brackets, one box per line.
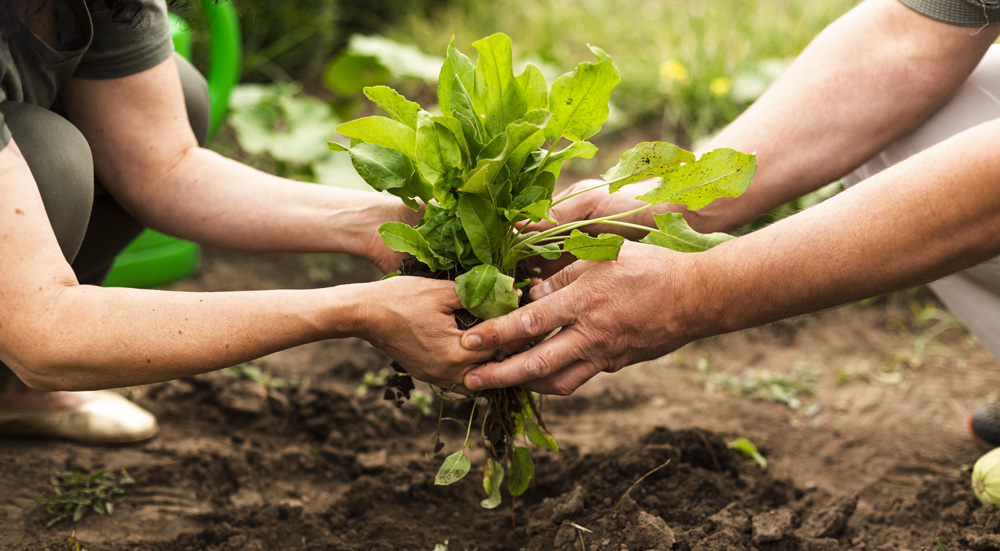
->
[103, 0, 241, 289]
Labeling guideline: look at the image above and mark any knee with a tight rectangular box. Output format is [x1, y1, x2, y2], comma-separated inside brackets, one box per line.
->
[1, 103, 94, 262]
[175, 53, 211, 147]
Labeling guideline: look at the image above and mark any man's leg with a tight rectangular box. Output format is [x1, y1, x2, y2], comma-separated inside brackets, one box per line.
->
[842, 44, 1000, 448]
[0, 54, 210, 442]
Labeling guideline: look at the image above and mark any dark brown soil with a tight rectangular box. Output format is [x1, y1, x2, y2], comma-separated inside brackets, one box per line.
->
[2, 248, 1000, 551]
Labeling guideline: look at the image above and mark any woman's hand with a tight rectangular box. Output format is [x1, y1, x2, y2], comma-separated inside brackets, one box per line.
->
[354, 276, 494, 388]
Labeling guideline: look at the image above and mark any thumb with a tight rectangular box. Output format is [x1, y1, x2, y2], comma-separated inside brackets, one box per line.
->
[529, 259, 596, 301]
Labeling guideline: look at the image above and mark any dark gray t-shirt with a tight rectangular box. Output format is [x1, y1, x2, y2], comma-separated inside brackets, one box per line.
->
[0, 0, 174, 148]
[900, 0, 1000, 26]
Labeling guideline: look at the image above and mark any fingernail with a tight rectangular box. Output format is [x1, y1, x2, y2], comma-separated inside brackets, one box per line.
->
[530, 281, 552, 300]
[463, 334, 483, 349]
[465, 374, 481, 390]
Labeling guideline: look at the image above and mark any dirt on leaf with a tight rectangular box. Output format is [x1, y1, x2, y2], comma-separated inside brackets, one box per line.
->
[2, 248, 999, 551]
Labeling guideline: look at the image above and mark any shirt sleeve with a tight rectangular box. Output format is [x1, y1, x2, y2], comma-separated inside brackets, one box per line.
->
[898, 0, 1000, 26]
[75, 0, 175, 79]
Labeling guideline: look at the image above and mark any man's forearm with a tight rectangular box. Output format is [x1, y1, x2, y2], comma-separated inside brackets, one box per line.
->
[685, 0, 1000, 233]
[690, 118, 1000, 340]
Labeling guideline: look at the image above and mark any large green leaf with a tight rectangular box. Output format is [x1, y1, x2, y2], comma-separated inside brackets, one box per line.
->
[563, 230, 625, 261]
[455, 264, 500, 310]
[517, 63, 549, 112]
[545, 45, 620, 142]
[500, 110, 551, 177]
[435, 451, 472, 486]
[507, 447, 535, 497]
[458, 194, 505, 265]
[363, 86, 421, 129]
[639, 212, 735, 252]
[379, 222, 450, 271]
[472, 33, 527, 139]
[602, 142, 696, 192]
[480, 457, 504, 509]
[525, 416, 558, 452]
[637, 148, 757, 209]
[416, 113, 464, 188]
[431, 115, 471, 166]
[337, 116, 416, 160]
[418, 204, 475, 268]
[465, 272, 519, 320]
[347, 143, 419, 209]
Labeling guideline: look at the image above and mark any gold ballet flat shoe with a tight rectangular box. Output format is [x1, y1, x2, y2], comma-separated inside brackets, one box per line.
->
[0, 390, 158, 443]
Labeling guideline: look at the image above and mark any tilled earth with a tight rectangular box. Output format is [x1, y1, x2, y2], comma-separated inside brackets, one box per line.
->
[2, 249, 1000, 550]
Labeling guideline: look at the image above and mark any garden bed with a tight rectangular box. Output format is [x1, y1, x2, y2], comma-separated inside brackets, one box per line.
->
[2, 247, 1000, 550]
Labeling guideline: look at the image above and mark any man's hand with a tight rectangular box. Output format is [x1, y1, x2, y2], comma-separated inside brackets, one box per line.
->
[364, 200, 424, 274]
[459, 242, 700, 395]
[356, 276, 493, 389]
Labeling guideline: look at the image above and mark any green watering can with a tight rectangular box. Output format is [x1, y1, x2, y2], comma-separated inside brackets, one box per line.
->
[102, 0, 241, 288]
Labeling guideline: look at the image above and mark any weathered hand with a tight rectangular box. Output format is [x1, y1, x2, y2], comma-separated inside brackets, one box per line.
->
[459, 241, 701, 395]
[355, 276, 493, 388]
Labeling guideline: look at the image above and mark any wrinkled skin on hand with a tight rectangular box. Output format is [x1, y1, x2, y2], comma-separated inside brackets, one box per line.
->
[356, 275, 494, 389]
[460, 241, 704, 395]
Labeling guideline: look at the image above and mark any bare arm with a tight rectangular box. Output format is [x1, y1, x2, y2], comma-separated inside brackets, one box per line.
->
[545, 0, 1000, 239]
[0, 140, 481, 390]
[60, 56, 416, 272]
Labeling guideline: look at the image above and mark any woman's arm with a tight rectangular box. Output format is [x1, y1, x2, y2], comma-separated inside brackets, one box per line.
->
[0, 140, 484, 391]
[60, 55, 416, 273]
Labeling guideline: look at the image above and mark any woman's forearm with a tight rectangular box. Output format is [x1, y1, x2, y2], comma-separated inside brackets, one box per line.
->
[7, 283, 365, 391]
[129, 147, 411, 257]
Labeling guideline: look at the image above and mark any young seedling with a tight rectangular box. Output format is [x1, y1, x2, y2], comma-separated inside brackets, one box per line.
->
[329, 32, 755, 507]
[29, 469, 135, 528]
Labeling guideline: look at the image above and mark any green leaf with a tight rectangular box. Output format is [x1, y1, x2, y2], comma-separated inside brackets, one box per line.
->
[480, 457, 504, 509]
[545, 45, 620, 142]
[440, 39, 486, 152]
[508, 447, 535, 497]
[379, 222, 450, 271]
[502, 110, 552, 177]
[727, 437, 767, 469]
[432, 115, 471, 166]
[459, 194, 505, 265]
[466, 272, 520, 320]
[637, 148, 757, 209]
[526, 241, 562, 260]
[363, 85, 422, 129]
[435, 451, 472, 485]
[517, 63, 549, 112]
[416, 113, 464, 188]
[640, 212, 735, 252]
[456, 264, 500, 310]
[525, 417, 558, 452]
[337, 116, 417, 160]
[472, 33, 528, 138]
[541, 141, 598, 170]
[347, 143, 414, 192]
[326, 141, 348, 152]
[418, 204, 475, 267]
[602, 142, 696, 192]
[563, 230, 625, 261]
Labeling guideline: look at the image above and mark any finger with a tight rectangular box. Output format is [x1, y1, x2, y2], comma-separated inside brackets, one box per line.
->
[519, 359, 602, 396]
[461, 293, 575, 352]
[463, 326, 584, 390]
[529, 259, 597, 301]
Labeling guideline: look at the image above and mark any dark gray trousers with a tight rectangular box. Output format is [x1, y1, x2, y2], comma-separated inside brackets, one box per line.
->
[0, 54, 210, 387]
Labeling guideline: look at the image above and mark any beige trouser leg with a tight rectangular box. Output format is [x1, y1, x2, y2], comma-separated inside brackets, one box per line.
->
[843, 45, 1000, 361]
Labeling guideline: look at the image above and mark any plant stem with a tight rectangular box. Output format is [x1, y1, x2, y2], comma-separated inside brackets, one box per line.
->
[525, 138, 561, 190]
[551, 182, 610, 207]
[513, 203, 654, 250]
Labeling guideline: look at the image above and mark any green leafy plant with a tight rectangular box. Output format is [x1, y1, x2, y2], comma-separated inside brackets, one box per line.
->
[29, 470, 134, 528]
[328, 32, 755, 507]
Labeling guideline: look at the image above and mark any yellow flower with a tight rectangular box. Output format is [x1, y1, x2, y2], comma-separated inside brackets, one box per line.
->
[659, 59, 689, 84]
[709, 76, 731, 97]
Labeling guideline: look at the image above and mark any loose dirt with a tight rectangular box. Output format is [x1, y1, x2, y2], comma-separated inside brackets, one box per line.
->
[2, 248, 999, 550]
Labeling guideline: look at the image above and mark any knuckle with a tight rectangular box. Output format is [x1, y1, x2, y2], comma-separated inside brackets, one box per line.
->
[518, 307, 546, 336]
[549, 383, 576, 397]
